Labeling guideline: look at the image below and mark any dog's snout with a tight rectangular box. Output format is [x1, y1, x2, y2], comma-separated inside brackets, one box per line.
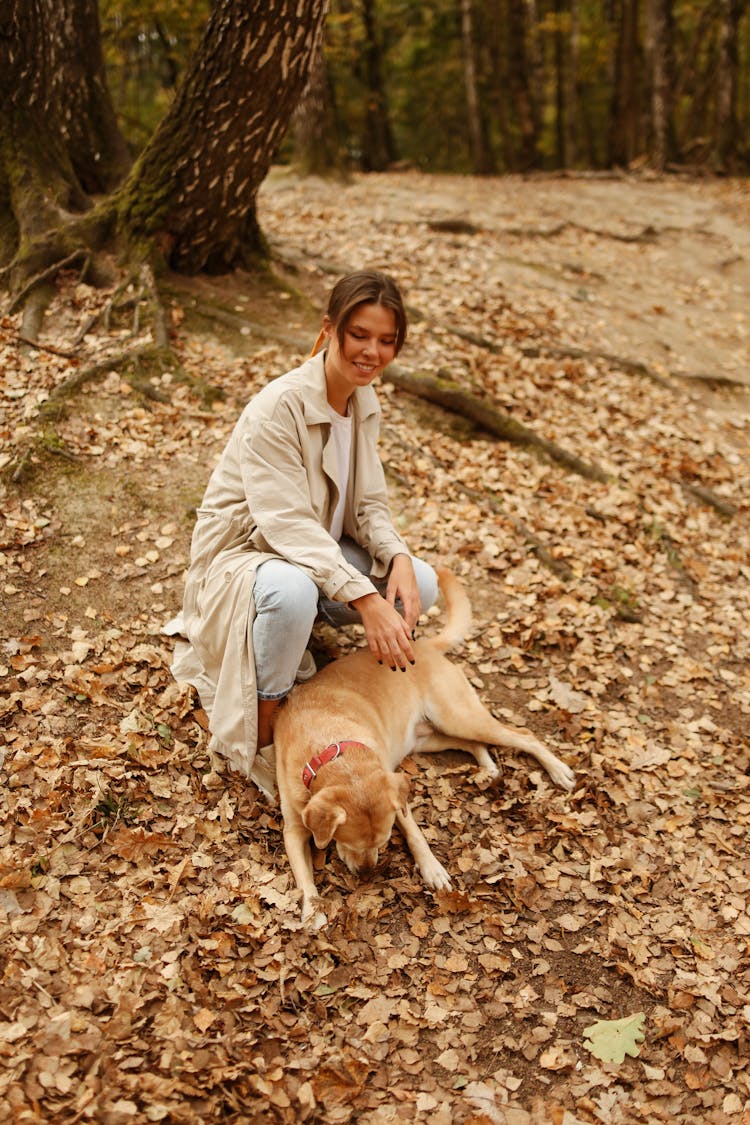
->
[337, 842, 380, 875]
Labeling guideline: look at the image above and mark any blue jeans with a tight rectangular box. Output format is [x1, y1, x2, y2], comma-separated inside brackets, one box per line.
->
[253, 538, 438, 700]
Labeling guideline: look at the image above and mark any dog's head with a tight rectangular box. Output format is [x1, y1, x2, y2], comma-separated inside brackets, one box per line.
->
[302, 770, 410, 875]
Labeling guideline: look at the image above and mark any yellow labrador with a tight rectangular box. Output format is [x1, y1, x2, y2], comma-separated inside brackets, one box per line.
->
[273, 569, 575, 924]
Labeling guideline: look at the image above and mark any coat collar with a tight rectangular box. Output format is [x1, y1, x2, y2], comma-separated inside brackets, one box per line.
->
[300, 351, 380, 427]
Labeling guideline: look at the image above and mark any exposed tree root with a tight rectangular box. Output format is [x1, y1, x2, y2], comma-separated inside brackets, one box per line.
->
[384, 427, 574, 583]
[19, 283, 57, 348]
[72, 270, 140, 345]
[7, 343, 177, 484]
[384, 364, 610, 483]
[501, 219, 662, 243]
[181, 294, 311, 350]
[680, 481, 737, 517]
[0, 328, 77, 359]
[459, 483, 574, 582]
[7, 250, 90, 316]
[426, 322, 676, 389]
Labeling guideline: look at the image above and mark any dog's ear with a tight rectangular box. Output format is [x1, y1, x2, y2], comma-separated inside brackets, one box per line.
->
[303, 794, 347, 849]
[390, 771, 410, 814]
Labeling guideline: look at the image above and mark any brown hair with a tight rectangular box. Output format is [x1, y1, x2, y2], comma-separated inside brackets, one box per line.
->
[326, 270, 408, 355]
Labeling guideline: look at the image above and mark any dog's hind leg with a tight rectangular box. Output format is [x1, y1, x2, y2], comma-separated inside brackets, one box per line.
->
[413, 730, 500, 779]
[425, 664, 576, 791]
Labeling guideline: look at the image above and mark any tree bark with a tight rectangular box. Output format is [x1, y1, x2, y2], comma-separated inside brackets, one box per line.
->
[292, 36, 347, 177]
[647, 0, 674, 170]
[359, 0, 398, 171]
[47, 0, 131, 194]
[553, 0, 566, 166]
[510, 0, 540, 169]
[565, 0, 580, 167]
[608, 0, 642, 166]
[715, 0, 742, 170]
[460, 0, 496, 174]
[114, 0, 329, 273]
[0, 0, 90, 260]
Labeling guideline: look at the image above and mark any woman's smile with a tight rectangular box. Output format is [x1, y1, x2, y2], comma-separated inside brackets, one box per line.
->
[324, 302, 398, 410]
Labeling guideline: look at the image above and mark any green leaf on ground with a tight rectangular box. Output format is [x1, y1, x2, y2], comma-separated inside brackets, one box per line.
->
[583, 1013, 646, 1063]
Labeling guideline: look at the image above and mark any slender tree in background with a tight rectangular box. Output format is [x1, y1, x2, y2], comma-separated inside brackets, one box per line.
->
[1, 0, 329, 303]
[565, 0, 581, 167]
[460, 0, 496, 173]
[359, 0, 398, 170]
[553, 0, 567, 167]
[648, 0, 674, 171]
[511, 0, 541, 169]
[715, 0, 743, 169]
[292, 39, 347, 177]
[608, 0, 641, 165]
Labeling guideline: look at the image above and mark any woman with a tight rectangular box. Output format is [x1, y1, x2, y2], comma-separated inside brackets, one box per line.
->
[168, 270, 438, 796]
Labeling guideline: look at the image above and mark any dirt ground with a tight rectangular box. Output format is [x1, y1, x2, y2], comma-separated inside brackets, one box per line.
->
[1, 171, 749, 1124]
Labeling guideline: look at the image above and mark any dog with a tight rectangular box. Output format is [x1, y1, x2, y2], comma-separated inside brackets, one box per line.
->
[273, 568, 575, 925]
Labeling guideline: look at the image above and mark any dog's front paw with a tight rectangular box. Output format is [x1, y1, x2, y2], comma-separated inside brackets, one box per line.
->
[419, 855, 453, 892]
[549, 758, 576, 791]
[301, 898, 327, 931]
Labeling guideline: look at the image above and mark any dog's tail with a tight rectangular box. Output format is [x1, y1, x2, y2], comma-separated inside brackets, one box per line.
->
[427, 568, 473, 652]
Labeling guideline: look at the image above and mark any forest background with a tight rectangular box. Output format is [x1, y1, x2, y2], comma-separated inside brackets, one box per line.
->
[105, 0, 749, 176]
[1, 2, 749, 1125]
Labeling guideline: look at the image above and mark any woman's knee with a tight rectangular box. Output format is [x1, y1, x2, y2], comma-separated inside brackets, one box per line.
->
[254, 560, 319, 625]
[413, 557, 439, 614]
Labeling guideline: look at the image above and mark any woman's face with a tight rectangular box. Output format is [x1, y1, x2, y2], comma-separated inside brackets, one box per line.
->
[324, 302, 398, 396]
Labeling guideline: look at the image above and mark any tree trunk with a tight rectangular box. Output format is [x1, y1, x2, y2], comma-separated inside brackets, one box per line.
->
[565, 0, 580, 166]
[292, 37, 347, 177]
[460, 0, 496, 174]
[608, 0, 641, 166]
[0, 0, 90, 261]
[553, 0, 566, 166]
[47, 0, 132, 194]
[647, 0, 674, 171]
[507, 0, 539, 169]
[359, 0, 397, 171]
[715, 0, 741, 170]
[114, 0, 329, 273]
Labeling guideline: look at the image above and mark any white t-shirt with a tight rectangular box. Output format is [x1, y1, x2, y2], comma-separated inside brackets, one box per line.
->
[327, 406, 353, 542]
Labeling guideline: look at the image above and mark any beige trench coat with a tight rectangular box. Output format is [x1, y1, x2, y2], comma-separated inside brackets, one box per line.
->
[168, 351, 410, 780]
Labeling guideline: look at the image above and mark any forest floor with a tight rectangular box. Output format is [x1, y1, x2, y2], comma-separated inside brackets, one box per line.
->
[1, 171, 749, 1125]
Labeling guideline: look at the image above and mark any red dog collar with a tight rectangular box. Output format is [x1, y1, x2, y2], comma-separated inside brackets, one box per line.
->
[302, 740, 369, 789]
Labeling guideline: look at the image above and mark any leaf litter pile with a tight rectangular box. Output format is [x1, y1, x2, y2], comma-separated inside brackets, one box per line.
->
[1, 173, 749, 1124]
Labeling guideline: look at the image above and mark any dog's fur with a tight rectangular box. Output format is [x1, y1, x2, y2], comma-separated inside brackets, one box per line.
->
[273, 568, 575, 924]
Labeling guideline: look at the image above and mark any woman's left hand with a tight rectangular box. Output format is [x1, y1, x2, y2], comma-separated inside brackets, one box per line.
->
[386, 554, 422, 634]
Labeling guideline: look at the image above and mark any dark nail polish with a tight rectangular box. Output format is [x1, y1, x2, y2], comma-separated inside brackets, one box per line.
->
[377, 659, 383, 665]
[400, 667, 406, 673]
[409, 660, 415, 666]
[390, 666, 397, 672]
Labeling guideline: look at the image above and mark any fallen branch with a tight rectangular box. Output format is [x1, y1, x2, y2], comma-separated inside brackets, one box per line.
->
[384, 364, 610, 483]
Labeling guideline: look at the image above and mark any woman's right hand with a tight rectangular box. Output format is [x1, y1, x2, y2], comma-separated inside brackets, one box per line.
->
[351, 591, 415, 670]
